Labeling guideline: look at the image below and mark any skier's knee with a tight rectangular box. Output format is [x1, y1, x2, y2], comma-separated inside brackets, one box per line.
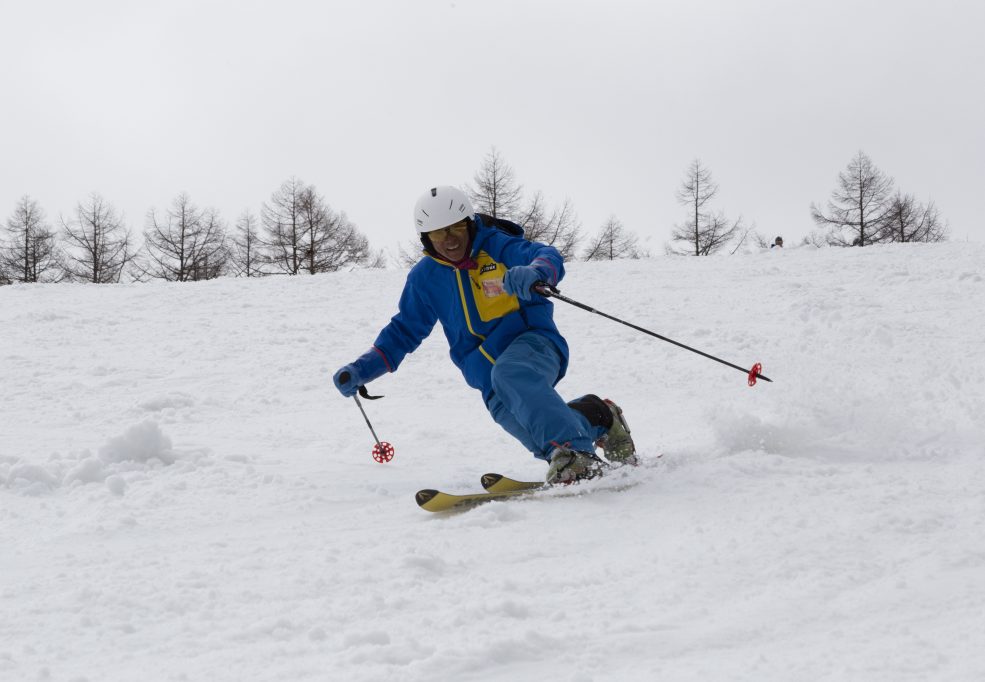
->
[566, 394, 614, 429]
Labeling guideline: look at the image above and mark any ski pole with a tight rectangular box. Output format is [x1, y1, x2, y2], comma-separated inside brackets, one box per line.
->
[339, 372, 395, 462]
[533, 282, 772, 386]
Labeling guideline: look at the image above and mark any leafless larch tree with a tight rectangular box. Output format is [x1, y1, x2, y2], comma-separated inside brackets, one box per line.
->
[298, 186, 370, 273]
[883, 191, 948, 243]
[582, 216, 644, 261]
[469, 147, 524, 220]
[139, 193, 228, 281]
[262, 177, 307, 275]
[61, 193, 133, 283]
[263, 178, 371, 275]
[0, 196, 61, 283]
[811, 150, 895, 247]
[396, 238, 426, 267]
[229, 210, 265, 277]
[669, 159, 742, 256]
[516, 192, 583, 260]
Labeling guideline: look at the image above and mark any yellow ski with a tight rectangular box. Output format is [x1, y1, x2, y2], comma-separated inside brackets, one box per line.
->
[480, 473, 546, 493]
[415, 487, 536, 512]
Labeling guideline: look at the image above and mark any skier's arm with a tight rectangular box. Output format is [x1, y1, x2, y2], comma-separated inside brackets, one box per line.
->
[372, 278, 438, 371]
[499, 236, 565, 300]
[333, 274, 437, 396]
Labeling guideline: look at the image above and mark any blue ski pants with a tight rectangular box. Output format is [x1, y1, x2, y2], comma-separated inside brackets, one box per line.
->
[485, 332, 606, 460]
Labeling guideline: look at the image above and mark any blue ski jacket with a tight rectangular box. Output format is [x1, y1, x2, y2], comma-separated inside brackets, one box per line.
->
[354, 216, 568, 403]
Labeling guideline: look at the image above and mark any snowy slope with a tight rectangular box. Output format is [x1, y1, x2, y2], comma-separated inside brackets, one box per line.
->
[2, 243, 984, 682]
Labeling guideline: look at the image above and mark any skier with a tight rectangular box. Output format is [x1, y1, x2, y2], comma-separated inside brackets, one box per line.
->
[332, 186, 636, 484]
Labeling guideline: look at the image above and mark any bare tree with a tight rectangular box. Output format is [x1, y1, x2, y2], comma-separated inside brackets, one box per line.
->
[464, 148, 586, 256]
[396, 238, 425, 267]
[516, 192, 583, 259]
[801, 230, 828, 248]
[298, 186, 330, 274]
[0, 196, 61, 282]
[0, 253, 9, 284]
[669, 160, 740, 255]
[229, 210, 265, 277]
[186, 212, 229, 281]
[364, 249, 389, 269]
[140, 193, 228, 281]
[297, 185, 372, 273]
[674, 159, 717, 255]
[811, 150, 895, 247]
[750, 231, 772, 250]
[582, 216, 643, 261]
[297, 186, 370, 274]
[469, 147, 524, 219]
[883, 191, 948, 243]
[263, 178, 371, 274]
[313, 210, 372, 272]
[728, 223, 759, 254]
[690, 212, 744, 256]
[262, 177, 307, 275]
[61, 193, 133, 283]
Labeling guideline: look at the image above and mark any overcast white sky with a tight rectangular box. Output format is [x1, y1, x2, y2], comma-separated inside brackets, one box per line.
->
[2, 0, 983, 256]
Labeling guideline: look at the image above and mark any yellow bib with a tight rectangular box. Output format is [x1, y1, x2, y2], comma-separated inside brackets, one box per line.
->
[467, 252, 520, 322]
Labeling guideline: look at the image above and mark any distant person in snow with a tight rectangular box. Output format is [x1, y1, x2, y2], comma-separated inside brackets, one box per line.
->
[332, 186, 636, 484]
[771, 236, 784, 249]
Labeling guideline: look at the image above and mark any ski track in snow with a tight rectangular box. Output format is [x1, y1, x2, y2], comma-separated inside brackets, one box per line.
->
[1, 243, 984, 681]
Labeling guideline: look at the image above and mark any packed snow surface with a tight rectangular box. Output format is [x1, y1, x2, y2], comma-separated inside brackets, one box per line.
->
[2, 243, 984, 681]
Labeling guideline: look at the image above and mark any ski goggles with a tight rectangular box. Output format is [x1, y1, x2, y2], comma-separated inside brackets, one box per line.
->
[426, 222, 469, 243]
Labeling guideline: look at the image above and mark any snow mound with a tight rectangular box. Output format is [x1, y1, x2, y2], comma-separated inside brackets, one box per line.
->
[1, 420, 177, 495]
[98, 419, 176, 465]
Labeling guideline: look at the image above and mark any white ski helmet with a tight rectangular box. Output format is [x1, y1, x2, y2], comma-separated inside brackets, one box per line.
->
[413, 186, 474, 234]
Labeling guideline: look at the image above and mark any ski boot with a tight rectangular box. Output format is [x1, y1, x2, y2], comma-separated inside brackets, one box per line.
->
[546, 445, 606, 485]
[566, 394, 638, 466]
[596, 399, 638, 466]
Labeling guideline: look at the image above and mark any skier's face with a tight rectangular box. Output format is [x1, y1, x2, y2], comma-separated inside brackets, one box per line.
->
[427, 220, 470, 262]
